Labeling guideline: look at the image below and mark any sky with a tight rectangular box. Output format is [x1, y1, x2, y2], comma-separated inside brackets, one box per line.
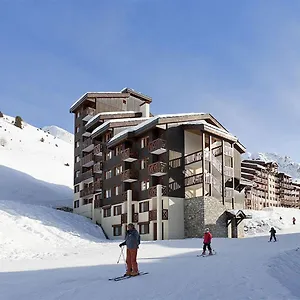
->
[0, 0, 300, 160]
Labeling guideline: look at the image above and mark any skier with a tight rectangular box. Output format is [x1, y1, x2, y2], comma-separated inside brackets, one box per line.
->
[119, 223, 140, 276]
[269, 227, 277, 242]
[293, 217, 296, 225]
[202, 228, 213, 255]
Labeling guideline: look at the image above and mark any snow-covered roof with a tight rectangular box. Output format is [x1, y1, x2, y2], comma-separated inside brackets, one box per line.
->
[91, 117, 149, 137]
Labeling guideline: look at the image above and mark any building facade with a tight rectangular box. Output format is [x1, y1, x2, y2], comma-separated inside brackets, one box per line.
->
[242, 160, 300, 209]
[70, 88, 249, 241]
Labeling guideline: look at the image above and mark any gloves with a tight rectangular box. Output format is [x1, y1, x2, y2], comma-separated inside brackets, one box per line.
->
[119, 242, 125, 247]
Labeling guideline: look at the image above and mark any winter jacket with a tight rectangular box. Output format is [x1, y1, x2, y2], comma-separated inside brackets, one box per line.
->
[203, 232, 212, 244]
[120, 229, 140, 249]
[269, 228, 276, 234]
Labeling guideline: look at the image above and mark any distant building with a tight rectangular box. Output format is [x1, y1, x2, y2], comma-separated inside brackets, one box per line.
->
[69, 88, 249, 240]
[242, 160, 300, 209]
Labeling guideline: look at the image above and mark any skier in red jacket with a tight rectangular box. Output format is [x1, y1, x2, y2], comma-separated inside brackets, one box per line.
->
[202, 228, 213, 255]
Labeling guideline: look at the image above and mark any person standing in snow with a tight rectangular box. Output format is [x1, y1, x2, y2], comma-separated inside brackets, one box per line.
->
[269, 227, 276, 242]
[119, 223, 140, 276]
[293, 217, 296, 225]
[202, 228, 213, 255]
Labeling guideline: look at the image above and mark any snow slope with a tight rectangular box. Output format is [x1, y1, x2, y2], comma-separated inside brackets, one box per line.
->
[0, 115, 73, 207]
[244, 152, 300, 181]
[244, 207, 300, 236]
[42, 125, 74, 144]
[0, 200, 106, 260]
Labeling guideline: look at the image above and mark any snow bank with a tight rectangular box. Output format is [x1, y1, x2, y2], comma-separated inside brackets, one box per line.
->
[0, 200, 106, 260]
[244, 207, 300, 236]
[0, 115, 73, 207]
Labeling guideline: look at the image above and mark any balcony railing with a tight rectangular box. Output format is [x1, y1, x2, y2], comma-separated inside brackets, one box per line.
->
[225, 188, 234, 198]
[185, 174, 203, 187]
[224, 166, 234, 177]
[148, 185, 167, 197]
[169, 157, 181, 169]
[94, 179, 102, 191]
[81, 153, 94, 167]
[122, 191, 138, 202]
[82, 138, 94, 152]
[224, 145, 234, 157]
[80, 185, 94, 198]
[120, 148, 138, 162]
[93, 144, 103, 157]
[121, 169, 138, 182]
[148, 161, 168, 176]
[81, 169, 93, 181]
[148, 138, 167, 155]
[185, 150, 203, 165]
[94, 198, 101, 209]
[82, 107, 95, 121]
[149, 209, 168, 221]
[132, 213, 139, 223]
[93, 162, 103, 174]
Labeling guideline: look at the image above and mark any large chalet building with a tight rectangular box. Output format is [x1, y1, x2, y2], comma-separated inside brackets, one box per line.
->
[242, 160, 300, 209]
[70, 88, 250, 240]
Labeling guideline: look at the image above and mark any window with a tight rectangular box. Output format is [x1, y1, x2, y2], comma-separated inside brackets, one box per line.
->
[115, 185, 121, 196]
[83, 199, 88, 205]
[75, 156, 80, 163]
[141, 136, 149, 148]
[74, 200, 80, 208]
[139, 223, 149, 234]
[105, 170, 112, 179]
[140, 158, 149, 170]
[74, 185, 79, 193]
[141, 180, 150, 191]
[75, 171, 80, 178]
[114, 205, 122, 216]
[139, 201, 149, 213]
[115, 145, 123, 156]
[104, 132, 112, 142]
[105, 189, 112, 199]
[113, 225, 122, 236]
[76, 141, 80, 148]
[76, 111, 80, 118]
[76, 126, 80, 133]
[106, 151, 112, 161]
[115, 165, 123, 175]
[88, 198, 93, 204]
[103, 207, 111, 218]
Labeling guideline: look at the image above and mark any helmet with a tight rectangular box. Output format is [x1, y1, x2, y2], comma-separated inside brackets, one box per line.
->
[205, 228, 210, 233]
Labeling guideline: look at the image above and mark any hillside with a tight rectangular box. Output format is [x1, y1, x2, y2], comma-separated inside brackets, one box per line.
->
[42, 125, 74, 144]
[244, 152, 300, 181]
[0, 114, 74, 207]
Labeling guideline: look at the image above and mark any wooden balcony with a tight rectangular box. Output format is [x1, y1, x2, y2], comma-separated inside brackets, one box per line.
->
[224, 166, 234, 177]
[81, 169, 93, 182]
[94, 179, 102, 192]
[148, 185, 167, 197]
[80, 185, 94, 198]
[93, 144, 103, 157]
[82, 107, 95, 121]
[184, 150, 203, 166]
[225, 188, 234, 198]
[149, 209, 168, 221]
[120, 148, 138, 162]
[82, 138, 94, 152]
[148, 161, 167, 176]
[81, 153, 94, 167]
[148, 138, 167, 155]
[121, 169, 138, 182]
[224, 145, 234, 157]
[93, 162, 103, 174]
[122, 191, 138, 202]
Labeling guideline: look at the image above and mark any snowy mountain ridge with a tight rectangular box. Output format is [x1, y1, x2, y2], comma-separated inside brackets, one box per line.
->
[0, 114, 74, 207]
[42, 125, 74, 144]
[244, 152, 300, 181]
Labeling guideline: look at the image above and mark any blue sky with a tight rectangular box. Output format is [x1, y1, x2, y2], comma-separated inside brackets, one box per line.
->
[1, 1, 300, 160]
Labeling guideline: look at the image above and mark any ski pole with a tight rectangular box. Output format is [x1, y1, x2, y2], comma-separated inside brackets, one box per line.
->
[117, 246, 124, 264]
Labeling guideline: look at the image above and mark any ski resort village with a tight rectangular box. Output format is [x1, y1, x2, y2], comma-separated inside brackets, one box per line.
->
[1, 2, 300, 300]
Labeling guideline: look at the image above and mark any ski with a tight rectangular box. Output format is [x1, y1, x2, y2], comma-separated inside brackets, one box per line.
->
[109, 272, 148, 281]
[197, 250, 217, 257]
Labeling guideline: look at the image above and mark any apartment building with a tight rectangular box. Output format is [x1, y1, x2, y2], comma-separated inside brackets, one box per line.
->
[242, 160, 300, 209]
[70, 88, 249, 240]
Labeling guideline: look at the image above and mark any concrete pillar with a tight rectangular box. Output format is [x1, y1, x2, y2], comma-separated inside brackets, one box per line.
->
[127, 190, 132, 224]
[91, 197, 95, 223]
[157, 185, 163, 240]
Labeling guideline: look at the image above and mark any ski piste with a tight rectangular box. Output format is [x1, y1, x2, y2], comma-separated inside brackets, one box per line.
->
[109, 272, 148, 281]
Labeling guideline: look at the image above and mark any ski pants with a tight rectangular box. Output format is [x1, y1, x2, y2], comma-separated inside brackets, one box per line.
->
[126, 249, 138, 273]
[203, 243, 212, 252]
[270, 233, 276, 242]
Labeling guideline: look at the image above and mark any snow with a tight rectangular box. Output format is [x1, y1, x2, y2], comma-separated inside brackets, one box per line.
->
[0, 115, 73, 207]
[244, 152, 300, 181]
[0, 201, 300, 299]
[244, 207, 300, 236]
[42, 125, 74, 144]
